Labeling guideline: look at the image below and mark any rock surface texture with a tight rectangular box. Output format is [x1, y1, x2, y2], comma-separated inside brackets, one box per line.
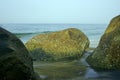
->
[0, 27, 40, 80]
[87, 15, 120, 69]
[26, 28, 89, 61]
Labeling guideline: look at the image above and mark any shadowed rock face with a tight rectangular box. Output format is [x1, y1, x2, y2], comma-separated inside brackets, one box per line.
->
[87, 15, 120, 70]
[26, 28, 89, 61]
[0, 27, 40, 80]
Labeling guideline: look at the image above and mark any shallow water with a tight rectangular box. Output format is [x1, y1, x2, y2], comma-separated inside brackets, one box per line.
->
[1, 24, 120, 80]
[33, 51, 120, 80]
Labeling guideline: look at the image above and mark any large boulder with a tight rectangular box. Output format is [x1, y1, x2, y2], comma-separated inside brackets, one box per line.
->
[0, 27, 40, 80]
[26, 28, 89, 61]
[87, 15, 120, 69]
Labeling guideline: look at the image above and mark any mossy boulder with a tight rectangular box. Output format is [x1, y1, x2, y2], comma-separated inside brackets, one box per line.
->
[0, 27, 40, 80]
[26, 28, 89, 61]
[87, 15, 120, 70]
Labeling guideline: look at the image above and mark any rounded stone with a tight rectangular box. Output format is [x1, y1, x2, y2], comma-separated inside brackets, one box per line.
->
[26, 28, 89, 61]
[0, 27, 40, 80]
[87, 15, 120, 70]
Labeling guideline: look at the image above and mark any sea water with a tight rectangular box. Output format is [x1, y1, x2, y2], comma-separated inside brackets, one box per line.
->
[1, 24, 107, 48]
[1, 24, 120, 80]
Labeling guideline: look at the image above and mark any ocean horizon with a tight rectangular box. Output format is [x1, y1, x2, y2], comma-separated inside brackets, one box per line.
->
[1, 23, 120, 80]
[0, 23, 107, 48]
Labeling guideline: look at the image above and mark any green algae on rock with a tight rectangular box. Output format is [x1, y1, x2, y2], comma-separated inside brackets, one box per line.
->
[0, 27, 40, 80]
[26, 28, 89, 61]
[87, 15, 120, 70]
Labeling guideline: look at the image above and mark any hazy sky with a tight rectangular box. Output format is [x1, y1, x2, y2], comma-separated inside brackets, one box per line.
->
[0, 0, 120, 24]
